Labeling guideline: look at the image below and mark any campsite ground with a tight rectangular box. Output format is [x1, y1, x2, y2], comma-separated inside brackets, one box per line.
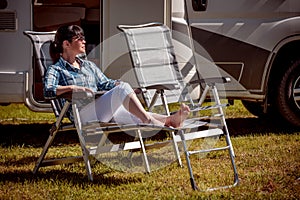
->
[0, 102, 299, 199]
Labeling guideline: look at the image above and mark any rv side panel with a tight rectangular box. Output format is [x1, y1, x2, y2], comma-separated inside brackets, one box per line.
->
[0, 0, 31, 103]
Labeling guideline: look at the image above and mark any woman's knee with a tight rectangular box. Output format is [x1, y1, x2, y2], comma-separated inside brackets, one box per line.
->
[108, 82, 134, 103]
[117, 82, 134, 97]
[119, 82, 133, 93]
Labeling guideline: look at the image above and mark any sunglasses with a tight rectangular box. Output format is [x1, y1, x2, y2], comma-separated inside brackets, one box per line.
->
[72, 35, 85, 41]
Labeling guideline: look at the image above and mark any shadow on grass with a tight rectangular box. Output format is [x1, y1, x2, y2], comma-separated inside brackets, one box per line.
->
[0, 117, 298, 147]
[0, 168, 142, 186]
[226, 117, 299, 136]
[0, 123, 79, 147]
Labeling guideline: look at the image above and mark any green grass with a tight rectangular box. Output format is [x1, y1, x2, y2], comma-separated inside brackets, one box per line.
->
[0, 101, 299, 199]
[0, 103, 56, 124]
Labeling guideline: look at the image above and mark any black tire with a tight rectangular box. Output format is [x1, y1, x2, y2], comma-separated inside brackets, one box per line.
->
[241, 100, 265, 117]
[276, 59, 300, 127]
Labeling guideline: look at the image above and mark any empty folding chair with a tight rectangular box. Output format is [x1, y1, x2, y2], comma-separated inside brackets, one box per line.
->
[117, 22, 239, 190]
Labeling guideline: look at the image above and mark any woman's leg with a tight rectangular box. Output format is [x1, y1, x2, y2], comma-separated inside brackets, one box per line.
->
[148, 103, 190, 127]
[81, 82, 190, 127]
[123, 92, 152, 123]
[99, 82, 190, 127]
[117, 83, 188, 126]
[113, 103, 190, 128]
[96, 82, 136, 122]
[81, 82, 154, 124]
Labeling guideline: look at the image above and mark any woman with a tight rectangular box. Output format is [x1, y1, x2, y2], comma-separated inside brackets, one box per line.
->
[44, 25, 190, 127]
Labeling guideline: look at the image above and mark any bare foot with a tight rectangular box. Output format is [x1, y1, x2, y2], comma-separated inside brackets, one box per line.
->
[149, 117, 165, 127]
[166, 103, 190, 128]
[142, 114, 165, 127]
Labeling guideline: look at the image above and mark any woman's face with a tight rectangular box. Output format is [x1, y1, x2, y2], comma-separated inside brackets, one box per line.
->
[66, 35, 86, 55]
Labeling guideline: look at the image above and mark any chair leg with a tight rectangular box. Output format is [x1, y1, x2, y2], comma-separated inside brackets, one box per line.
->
[137, 130, 151, 173]
[211, 86, 235, 157]
[180, 128, 239, 191]
[160, 90, 183, 167]
[228, 143, 239, 187]
[180, 85, 239, 190]
[33, 126, 57, 174]
[72, 103, 93, 181]
[171, 131, 183, 167]
[179, 130, 199, 190]
[33, 124, 86, 178]
[33, 102, 72, 174]
[78, 139, 93, 181]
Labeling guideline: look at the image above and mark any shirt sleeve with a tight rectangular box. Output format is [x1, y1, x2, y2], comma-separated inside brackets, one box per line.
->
[91, 62, 117, 91]
[43, 65, 59, 99]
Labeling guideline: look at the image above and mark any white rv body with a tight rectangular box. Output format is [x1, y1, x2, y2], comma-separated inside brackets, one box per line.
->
[0, 0, 299, 126]
[0, 0, 31, 104]
[172, 0, 300, 126]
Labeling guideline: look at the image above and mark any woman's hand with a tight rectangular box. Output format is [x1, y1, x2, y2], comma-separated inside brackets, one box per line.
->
[115, 79, 122, 86]
[71, 85, 94, 94]
[56, 85, 94, 97]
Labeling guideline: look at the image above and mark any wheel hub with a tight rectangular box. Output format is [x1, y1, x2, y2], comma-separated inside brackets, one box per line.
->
[293, 76, 300, 109]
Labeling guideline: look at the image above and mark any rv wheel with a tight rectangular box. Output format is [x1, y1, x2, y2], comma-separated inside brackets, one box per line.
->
[276, 59, 300, 127]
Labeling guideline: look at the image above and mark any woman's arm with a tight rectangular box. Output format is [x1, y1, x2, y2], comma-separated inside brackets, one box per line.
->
[56, 85, 94, 96]
[91, 62, 117, 90]
[44, 64, 94, 99]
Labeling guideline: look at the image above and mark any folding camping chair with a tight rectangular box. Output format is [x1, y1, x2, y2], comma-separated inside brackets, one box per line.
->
[23, 31, 94, 180]
[117, 22, 239, 190]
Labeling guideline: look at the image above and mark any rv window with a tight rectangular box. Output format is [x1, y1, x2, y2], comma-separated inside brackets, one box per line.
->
[192, 0, 207, 11]
[0, 0, 7, 9]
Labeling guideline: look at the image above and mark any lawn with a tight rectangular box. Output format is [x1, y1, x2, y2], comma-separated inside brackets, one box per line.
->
[0, 101, 299, 199]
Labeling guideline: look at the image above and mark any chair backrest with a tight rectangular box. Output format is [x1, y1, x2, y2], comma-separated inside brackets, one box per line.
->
[118, 23, 190, 108]
[24, 31, 64, 118]
[23, 31, 56, 77]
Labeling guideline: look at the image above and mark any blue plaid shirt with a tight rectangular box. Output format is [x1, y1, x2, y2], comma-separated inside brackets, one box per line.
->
[44, 57, 117, 120]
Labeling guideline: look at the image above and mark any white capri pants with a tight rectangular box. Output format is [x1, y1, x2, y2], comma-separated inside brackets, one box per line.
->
[79, 82, 142, 124]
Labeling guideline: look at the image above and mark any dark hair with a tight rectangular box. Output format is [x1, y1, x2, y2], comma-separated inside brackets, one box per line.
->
[50, 25, 84, 63]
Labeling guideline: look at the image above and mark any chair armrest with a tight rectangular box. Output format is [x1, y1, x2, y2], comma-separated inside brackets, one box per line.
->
[141, 84, 179, 91]
[57, 91, 106, 101]
[190, 77, 231, 85]
[57, 92, 73, 101]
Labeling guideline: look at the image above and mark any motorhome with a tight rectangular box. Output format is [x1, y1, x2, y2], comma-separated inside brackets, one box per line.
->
[172, 0, 300, 126]
[0, 0, 300, 126]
